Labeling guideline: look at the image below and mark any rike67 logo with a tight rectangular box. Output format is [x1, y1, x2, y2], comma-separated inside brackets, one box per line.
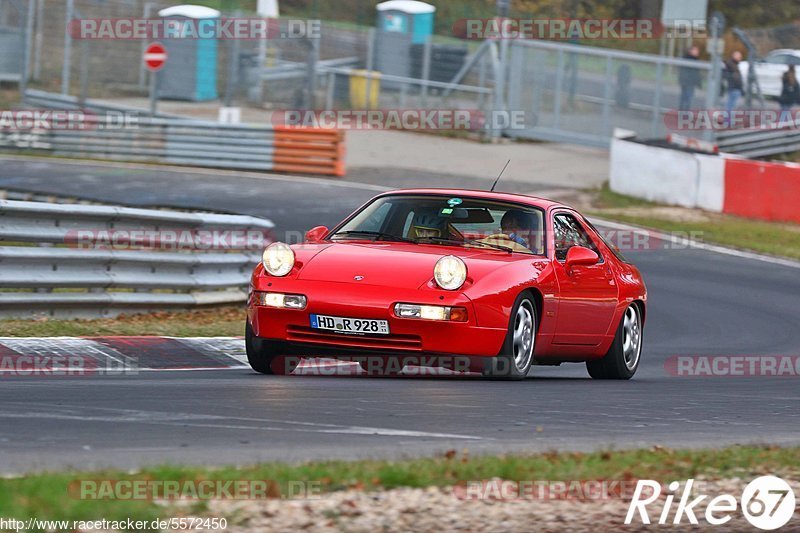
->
[626, 476, 796, 530]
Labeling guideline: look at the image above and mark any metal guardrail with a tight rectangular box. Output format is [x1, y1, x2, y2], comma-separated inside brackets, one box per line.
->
[23, 89, 181, 118]
[716, 118, 800, 158]
[3, 96, 347, 175]
[0, 199, 274, 318]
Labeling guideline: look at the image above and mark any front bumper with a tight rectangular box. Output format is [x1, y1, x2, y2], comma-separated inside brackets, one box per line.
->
[247, 279, 506, 357]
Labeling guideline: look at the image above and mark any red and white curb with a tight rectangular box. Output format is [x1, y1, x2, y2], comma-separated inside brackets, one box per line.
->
[0, 337, 465, 376]
[0, 337, 476, 376]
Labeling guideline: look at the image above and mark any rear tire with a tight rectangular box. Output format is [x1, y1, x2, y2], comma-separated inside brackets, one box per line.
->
[586, 303, 642, 380]
[245, 321, 298, 375]
[483, 293, 536, 381]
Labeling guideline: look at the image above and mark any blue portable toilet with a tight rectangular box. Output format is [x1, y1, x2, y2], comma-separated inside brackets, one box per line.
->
[376, 0, 435, 44]
[374, 1, 435, 84]
[157, 5, 220, 101]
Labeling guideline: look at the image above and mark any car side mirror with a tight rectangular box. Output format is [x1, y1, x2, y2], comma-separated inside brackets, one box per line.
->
[305, 226, 329, 243]
[565, 246, 599, 273]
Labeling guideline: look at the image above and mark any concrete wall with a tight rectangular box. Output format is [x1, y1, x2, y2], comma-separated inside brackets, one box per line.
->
[609, 138, 724, 212]
[611, 137, 800, 223]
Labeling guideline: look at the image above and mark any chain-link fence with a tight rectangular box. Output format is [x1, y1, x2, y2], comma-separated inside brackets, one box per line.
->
[0, 0, 26, 83]
[6, 0, 727, 147]
[506, 39, 713, 146]
[23, 0, 493, 118]
[737, 21, 800, 57]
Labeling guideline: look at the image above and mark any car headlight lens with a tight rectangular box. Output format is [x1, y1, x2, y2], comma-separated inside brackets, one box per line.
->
[433, 255, 467, 290]
[262, 242, 295, 277]
[255, 292, 307, 309]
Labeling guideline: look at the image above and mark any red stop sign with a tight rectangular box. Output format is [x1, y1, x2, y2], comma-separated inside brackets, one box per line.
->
[144, 42, 168, 72]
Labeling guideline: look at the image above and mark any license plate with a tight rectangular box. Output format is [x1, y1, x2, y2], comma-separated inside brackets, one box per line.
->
[310, 314, 390, 335]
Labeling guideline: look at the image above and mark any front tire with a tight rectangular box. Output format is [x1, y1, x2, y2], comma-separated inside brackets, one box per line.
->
[483, 293, 536, 380]
[586, 303, 642, 380]
[245, 321, 298, 375]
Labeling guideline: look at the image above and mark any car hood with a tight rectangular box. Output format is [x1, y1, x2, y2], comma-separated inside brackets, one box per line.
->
[296, 242, 516, 289]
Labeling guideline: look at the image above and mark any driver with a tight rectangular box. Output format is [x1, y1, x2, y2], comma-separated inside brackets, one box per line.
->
[500, 209, 534, 248]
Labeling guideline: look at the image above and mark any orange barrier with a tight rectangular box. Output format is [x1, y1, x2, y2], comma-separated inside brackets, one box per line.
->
[273, 126, 346, 177]
[723, 159, 800, 224]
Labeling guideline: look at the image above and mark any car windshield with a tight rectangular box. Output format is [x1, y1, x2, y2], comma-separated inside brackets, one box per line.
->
[330, 195, 545, 255]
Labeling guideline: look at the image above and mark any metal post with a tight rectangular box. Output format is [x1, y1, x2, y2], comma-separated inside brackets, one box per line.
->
[149, 70, 158, 116]
[365, 28, 375, 109]
[324, 71, 335, 110]
[33, 0, 44, 80]
[651, 60, 664, 137]
[139, 2, 154, 89]
[553, 48, 564, 129]
[61, 0, 74, 95]
[305, 36, 319, 110]
[488, 40, 506, 139]
[225, 30, 242, 107]
[78, 39, 89, 107]
[506, 41, 523, 112]
[16, 0, 32, 98]
[704, 15, 723, 142]
[531, 49, 543, 125]
[421, 36, 431, 106]
[601, 56, 613, 137]
[478, 51, 487, 108]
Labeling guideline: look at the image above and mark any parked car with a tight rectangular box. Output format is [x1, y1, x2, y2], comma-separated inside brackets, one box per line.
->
[245, 189, 648, 381]
[740, 49, 800, 98]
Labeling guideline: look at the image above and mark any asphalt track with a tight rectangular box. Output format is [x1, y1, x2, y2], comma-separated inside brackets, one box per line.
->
[1, 157, 800, 474]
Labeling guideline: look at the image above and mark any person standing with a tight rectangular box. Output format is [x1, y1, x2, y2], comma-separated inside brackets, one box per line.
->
[723, 51, 744, 116]
[678, 46, 702, 111]
[779, 65, 800, 111]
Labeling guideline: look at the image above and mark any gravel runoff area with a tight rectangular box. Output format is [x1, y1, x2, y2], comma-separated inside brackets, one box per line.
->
[211, 475, 800, 532]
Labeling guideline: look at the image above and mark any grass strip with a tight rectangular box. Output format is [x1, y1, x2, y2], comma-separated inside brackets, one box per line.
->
[0, 445, 797, 529]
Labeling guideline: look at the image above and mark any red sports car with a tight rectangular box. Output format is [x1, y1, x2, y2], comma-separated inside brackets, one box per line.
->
[246, 189, 647, 380]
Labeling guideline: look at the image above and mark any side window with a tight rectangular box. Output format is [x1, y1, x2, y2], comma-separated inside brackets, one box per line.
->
[553, 213, 600, 262]
[766, 54, 790, 64]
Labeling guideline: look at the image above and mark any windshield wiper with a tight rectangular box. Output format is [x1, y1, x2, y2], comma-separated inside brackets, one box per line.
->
[418, 236, 513, 253]
[332, 230, 417, 244]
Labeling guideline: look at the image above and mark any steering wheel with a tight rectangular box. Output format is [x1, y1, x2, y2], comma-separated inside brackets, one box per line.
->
[476, 234, 531, 253]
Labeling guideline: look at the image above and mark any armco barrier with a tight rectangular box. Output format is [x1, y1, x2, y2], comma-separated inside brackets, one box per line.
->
[4, 96, 347, 177]
[273, 126, 346, 177]
[0, 199, 274, 318]
[610, 135, 800, 224]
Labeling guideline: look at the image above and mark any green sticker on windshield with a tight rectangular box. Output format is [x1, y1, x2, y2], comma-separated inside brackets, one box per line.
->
[440, 208, 454, 216]
[448, 198, 463, 207]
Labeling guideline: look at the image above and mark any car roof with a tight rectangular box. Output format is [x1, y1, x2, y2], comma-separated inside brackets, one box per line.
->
[767, 49, 800, 56]
[376, 188, 572, 211]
